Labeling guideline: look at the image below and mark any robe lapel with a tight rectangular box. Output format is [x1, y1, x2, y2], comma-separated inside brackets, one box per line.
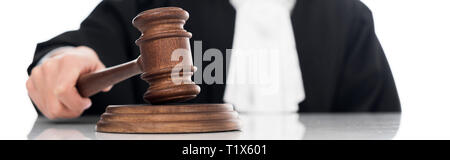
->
[291, 0, 335, 112]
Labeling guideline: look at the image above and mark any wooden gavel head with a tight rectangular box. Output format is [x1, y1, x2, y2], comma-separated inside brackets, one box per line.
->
[132, 7, 200, 104]
[76, 7, 200, 104]
[87, 8, 240, 134]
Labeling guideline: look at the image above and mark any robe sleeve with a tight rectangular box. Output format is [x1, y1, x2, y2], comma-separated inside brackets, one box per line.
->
[26, 0, 144, 115]
[334, 1, 401, 112]
[27, 0, 140, 74]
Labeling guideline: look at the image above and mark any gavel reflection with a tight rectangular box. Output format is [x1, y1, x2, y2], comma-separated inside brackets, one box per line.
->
[76, 7, 200, 104]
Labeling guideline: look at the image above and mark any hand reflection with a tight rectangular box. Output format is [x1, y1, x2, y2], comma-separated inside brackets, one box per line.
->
[28, 116, 97, 140]
[34, 128, 90, 140]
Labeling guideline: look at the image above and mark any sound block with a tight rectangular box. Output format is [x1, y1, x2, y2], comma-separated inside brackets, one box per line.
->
[96, 104, 241, 133]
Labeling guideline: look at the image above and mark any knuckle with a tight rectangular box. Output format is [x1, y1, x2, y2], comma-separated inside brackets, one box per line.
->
[42, 61, 52, 69]
[60, 53, 71, 60]
[26, 79, 33, 91]
[31, 66, 42, 76]
[44, 59, 59, 70]
[57, 54, 74, 64]
[54, 85, 69, 97]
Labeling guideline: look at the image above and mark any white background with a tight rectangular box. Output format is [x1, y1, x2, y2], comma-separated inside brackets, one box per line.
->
[0, 0, 449, 139]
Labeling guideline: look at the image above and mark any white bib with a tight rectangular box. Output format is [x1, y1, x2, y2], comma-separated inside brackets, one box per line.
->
[224, 0, 305, 112]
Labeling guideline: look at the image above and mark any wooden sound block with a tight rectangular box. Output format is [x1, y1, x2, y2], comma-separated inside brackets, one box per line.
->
[96, 104, 241, 133]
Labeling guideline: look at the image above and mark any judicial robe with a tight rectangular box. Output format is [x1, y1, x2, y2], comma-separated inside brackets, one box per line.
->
[27, 0, 401, 114]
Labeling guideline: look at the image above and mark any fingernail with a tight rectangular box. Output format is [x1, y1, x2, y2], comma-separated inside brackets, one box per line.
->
[84, 101, 92, 110]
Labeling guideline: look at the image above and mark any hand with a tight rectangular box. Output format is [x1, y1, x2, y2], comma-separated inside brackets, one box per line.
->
[26, 46, 111, 119]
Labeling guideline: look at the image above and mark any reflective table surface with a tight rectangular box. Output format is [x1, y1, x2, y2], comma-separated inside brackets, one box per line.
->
[27, 113, 402, 140]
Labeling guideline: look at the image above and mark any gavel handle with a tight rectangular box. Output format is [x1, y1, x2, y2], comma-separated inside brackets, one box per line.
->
[76, 59, 142, 97]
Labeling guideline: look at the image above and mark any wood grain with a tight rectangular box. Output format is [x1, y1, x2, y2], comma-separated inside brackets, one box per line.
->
[96, 104, 241, 133]
[75, 7, 200, 104]
[74, 7, 241, 134]
[76, 58, 142, 97]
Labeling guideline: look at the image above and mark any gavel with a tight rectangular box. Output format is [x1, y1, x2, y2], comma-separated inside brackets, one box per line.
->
[76, 7, 240, 133]
[76, 7, 200, 104]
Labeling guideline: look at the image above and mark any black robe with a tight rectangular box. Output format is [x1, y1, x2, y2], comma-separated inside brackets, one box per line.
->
[27, 0, 401, 114]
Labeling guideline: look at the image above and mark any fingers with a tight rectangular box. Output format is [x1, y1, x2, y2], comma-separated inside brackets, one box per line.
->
[26, 76, 46, 116]
[51, 51, 92, 116]
[26, 46, 105, 120]
[45, 92, 75, 119]
[55, 85, 92, 113]
[54, 71, 92, 113]
[29, 66, 50, 116]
